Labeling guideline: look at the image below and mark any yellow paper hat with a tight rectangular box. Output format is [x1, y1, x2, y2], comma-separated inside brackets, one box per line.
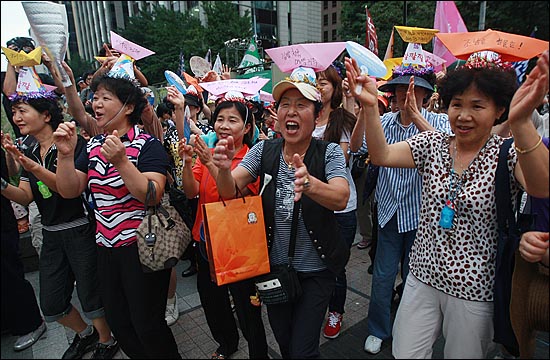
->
[1, 46, 43, 67]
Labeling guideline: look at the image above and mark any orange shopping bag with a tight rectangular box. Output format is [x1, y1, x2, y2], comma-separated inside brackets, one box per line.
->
[202, 194, 270, 285]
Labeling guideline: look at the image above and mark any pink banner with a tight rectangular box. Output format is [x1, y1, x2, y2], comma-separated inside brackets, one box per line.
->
[433, 1, 468, 70]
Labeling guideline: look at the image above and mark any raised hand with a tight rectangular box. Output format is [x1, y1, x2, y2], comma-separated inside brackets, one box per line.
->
[100, 130, 127, 166]
[166, 86, 185, 108]
[213, 136, 235, 170]
[509, 50, 549, 125]
[193, 134, 212, 165]
[177, 136, 194, 166]
[221, 65, 232, 80]
[292, 154, 311, 202]
[53, 122, 78, 156]
[344, 57, 378, 107]
[4, 144, 40, 173]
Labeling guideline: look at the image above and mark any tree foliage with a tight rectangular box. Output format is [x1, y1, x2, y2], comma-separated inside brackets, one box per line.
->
[340, 1, 548, 65]
[117, 2, 251, 84]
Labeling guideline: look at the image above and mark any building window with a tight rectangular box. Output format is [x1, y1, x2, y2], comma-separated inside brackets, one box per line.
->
[323, 1, 328, 10]
[332, 29, 337, 41]
[332, 1, 337, 7]
[324, 31, 329, 42]
[332, 12, 337, 24]
[323, 14, 328, 26]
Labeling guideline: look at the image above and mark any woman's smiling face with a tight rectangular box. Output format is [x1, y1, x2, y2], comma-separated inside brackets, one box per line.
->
[214, 104, 250, 147]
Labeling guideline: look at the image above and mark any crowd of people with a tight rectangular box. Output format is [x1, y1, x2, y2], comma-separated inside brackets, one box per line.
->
[1, 29, 548, 360]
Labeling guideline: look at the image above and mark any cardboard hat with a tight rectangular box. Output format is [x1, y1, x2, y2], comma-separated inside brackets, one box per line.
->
[8, 66, 57, 102]
[272, 67, 321, 103]
[107, 54, 136, 81]
[378, 26, 439, 93]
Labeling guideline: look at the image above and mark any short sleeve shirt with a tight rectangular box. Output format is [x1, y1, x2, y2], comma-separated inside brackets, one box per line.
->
[239, 140, 348, 272]
[406, 131, 520, 301]
[75, 125, 168, 247]
[21, 136, 88, 226]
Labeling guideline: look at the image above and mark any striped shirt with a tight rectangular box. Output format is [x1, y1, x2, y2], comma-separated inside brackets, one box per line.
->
[240, 140, 348, 272]
[352, 108, 451, 232]
[75, 125, 168, 247]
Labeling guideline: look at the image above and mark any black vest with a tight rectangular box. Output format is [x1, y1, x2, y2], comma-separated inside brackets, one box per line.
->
[260, 138, 350, 275]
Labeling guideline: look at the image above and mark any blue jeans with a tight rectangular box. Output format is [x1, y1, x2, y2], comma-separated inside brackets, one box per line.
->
[328, 210, 357, 314]
[367, 213, 416, 340]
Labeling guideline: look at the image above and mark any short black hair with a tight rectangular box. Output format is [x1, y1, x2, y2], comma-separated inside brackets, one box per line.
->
[438, 66, 517, 125]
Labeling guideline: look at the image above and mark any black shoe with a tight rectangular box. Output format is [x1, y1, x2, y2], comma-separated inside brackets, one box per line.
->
[62, 327, 99, 359]
[91, 339, 120, 359]
[181, 264, 197, 277]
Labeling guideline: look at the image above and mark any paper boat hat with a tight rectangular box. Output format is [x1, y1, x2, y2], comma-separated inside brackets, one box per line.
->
[107, 54, 136, 81]
[9, 66, 57, 102]
[109, 31, 155, 61]
[1, 46, 43, 67]
[199, 78, 270, 97]
[265, 42, 346, 73]
[379, 26, 439, 93]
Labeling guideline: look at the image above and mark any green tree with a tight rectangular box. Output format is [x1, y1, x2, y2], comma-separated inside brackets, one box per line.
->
[340, 1, 548, 65]
[118, 5, 206, 84]
[66, 53, 95, 81]
[201, 1, 253, 67]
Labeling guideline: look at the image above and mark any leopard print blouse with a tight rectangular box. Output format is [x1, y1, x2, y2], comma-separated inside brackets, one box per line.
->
[406, 131, 520, 301]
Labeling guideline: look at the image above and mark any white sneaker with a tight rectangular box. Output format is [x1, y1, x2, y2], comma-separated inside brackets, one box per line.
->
[364, 335, 382, 354]
[165, 296, 179, 326]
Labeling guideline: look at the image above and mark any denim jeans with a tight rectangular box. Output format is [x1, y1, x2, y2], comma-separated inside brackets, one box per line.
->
[328, 210, 357, 314]
[367, 213, 416, 340]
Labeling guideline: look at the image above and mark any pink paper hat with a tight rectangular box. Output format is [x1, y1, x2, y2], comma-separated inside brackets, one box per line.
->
[9, 66, 57, 102]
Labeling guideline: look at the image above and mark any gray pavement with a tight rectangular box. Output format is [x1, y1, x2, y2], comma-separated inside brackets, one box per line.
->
[2, 231, 548, 359]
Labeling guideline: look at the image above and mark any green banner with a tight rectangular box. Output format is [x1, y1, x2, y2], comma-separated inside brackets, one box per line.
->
[236, 69, 272, 93]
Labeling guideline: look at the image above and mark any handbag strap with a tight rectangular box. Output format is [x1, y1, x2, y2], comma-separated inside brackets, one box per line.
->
[144, 180, 156, 211]
[288, 200, 301, 265]
[495, 138, 516, 231]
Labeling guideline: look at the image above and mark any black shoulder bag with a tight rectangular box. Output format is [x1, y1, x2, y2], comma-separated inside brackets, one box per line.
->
[254, 201, 303, 305]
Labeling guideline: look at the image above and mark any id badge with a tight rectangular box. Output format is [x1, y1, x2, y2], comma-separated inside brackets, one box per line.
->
[439, 204, 455, 229]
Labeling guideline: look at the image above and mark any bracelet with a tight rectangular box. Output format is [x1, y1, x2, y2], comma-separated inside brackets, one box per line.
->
[514, 135, 542, 154]
[1, 177, 8, 190]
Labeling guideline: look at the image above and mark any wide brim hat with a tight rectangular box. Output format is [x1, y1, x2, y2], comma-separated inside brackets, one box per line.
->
[378, 74, 434, 93]
[272, 67, 321, 103]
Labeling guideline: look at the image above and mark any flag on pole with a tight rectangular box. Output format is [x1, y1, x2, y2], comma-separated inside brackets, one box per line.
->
[365, 5, 379, 56]
[383, 27, 395, 60]
[212, 53, 223, 75]
[433, 1, 468, 70]
[205, 49, 212, 67]
[238, 37, 263, 74]
[178, 50, 186, 79]
[512, 27, 538, 86]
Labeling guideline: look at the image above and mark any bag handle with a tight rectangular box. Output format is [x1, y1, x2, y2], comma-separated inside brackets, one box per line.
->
[287, 200, 301, 267]
[219, 184, 245, 207]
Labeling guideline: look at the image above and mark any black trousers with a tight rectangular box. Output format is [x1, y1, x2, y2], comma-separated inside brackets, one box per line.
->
[267, 269, 335, 359]
[196, 248, 268, 358]
[1, 228, 43, 335]
[97, 244, 181, 359]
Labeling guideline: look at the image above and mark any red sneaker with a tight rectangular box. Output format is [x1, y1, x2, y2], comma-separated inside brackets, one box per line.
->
[323, 311, 342, 339]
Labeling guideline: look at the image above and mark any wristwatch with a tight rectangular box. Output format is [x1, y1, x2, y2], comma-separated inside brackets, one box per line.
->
[1, 178, 8, 190]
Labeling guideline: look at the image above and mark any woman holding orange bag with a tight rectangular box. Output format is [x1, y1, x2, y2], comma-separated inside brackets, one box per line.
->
[174, 87, 267, 360]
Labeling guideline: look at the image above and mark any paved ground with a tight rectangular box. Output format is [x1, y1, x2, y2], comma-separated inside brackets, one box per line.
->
[2, 231, 548, 359]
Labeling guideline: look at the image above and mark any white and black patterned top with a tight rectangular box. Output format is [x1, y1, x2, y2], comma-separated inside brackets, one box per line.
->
[239, 140, 348, 272]
[406, 131, 521, 301]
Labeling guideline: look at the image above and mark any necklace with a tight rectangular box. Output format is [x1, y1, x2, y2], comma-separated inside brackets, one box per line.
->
[441, 136, 492, 230]
[283, 149, 306, 170]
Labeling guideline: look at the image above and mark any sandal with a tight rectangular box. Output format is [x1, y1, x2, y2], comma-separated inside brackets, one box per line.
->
[211, 351, 226, 359]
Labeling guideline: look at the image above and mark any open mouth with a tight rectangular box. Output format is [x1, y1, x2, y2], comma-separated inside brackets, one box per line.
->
[286, 121, 299, 131]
